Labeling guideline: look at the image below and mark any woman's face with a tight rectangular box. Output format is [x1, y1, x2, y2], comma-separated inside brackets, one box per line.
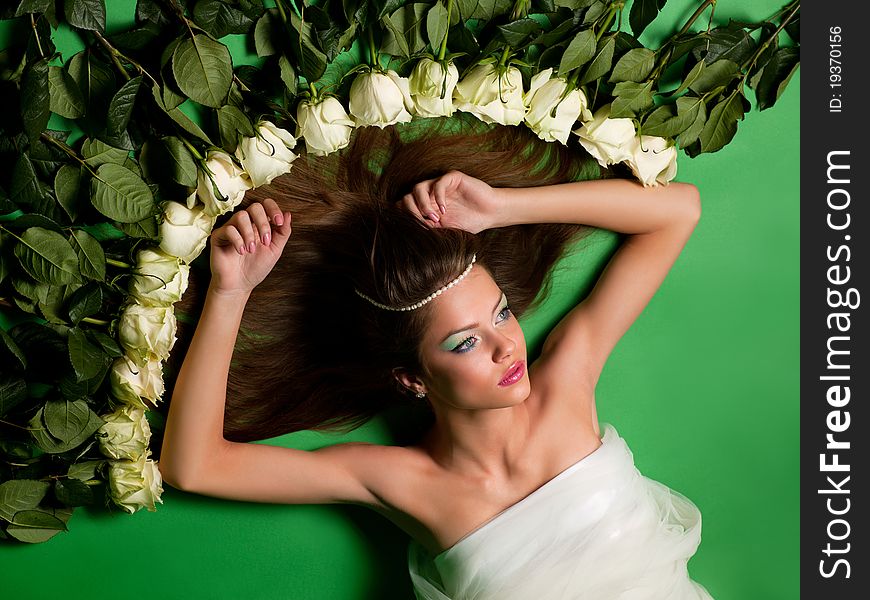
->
[411, 265, 530, 411]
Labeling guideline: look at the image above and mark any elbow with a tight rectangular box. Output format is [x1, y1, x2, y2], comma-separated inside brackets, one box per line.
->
[680, 183, 701, 225]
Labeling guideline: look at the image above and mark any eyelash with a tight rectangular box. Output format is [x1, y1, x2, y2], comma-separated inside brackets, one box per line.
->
[453, 306, 512, 353]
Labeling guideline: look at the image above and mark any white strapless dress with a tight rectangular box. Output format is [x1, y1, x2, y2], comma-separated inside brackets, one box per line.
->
[407, 424, 714, 599]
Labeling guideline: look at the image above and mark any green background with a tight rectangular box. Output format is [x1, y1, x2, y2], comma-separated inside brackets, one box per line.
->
[0, 1, 799, 598]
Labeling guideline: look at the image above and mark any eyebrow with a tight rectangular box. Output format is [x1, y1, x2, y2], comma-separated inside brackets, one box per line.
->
[440, 292, 507, 344]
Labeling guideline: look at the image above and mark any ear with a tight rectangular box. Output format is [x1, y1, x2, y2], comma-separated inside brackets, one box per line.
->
[392, 367, 425, 395]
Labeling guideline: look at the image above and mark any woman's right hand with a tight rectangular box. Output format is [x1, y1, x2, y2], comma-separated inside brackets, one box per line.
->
[208, 198, 292, 296]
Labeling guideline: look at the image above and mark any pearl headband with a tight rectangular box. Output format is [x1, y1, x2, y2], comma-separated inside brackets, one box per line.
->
[354, 254, 477, 311]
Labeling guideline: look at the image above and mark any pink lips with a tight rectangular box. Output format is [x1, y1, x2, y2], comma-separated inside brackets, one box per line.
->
[499, 360, 526, 386]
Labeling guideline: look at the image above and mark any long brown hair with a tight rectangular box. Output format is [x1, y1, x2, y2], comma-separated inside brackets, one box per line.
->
[165, 114, 604, 443]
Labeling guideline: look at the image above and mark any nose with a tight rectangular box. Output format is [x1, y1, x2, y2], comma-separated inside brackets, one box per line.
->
[494, 329, 517, 362]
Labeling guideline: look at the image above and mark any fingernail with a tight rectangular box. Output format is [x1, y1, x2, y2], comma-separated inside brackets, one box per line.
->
[275, 215, 283, 225]
[264, 233, 270, 245]
[429, 212, 439, 222]
[440, 205, 446, 215]
[249, 241, 255, 252]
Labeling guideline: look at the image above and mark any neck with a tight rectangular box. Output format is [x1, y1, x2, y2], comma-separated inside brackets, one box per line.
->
[422, 400, 532, 479]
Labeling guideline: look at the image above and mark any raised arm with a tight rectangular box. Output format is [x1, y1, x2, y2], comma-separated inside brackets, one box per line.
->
[158, 201, 385, 507]
[397, 172, 700, 394]
[496, 178, 701, 392]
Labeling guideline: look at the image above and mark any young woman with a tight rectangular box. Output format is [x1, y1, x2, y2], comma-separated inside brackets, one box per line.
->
[159, 119, 712, 599]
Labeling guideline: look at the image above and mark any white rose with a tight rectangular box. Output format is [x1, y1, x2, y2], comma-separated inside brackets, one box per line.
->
[159, 198, 215, 264]
[296, 96, 355, 157]
[625, 135, 678, 187]
[523, 68, 593, 145]
[453, 62, 526, 126]
[129, 247, 189, 307]
[234, 120, 299, 187]
[408, 57, 460, 118]
[196, 149, 252, 217]
[98, 404, 152, 461]
[349, 69, 415, 128]
[118, 303, 177, 367]
[110, 354, 165, 408]
[572, 104, 637, 167]
[107, 451, 164, 514]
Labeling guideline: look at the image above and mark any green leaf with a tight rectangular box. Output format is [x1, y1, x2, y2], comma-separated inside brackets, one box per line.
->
[15, 0, 53, 15]
[427, 1, 449, 54]
[21, 58, 50, 144]
[456, 0, 513, 21]
[217, 105, 255, 154]
[289, 10, 329, 81]
[699, 90, 744, 153]
[63, 0, 106, 33]
[676, 99, 706, 147]
[689, 59, 738, 94]
[150, 85, 213, 145]
[106, 76, 141, 136]
[695, 26, 755, 65]
[115, 215, 158, 238]
[629, 0, 666, 37]
[254, 10, 279, 57]
[69, 229, 105, 281]
[495, 17, 541, 48]
[756, 47, 799, 111]
[558, 29, 596, 76]
[90, 163, 155, 223]
[278, 55, 297, 96]
[172, 34, 233, 108]
[48, 66, 86, 119]
[54, 478, 94, 506]
[29, 402, 104, 453]
[193, 0, 253, 38]
[88, 330, 122, 357]
[669, 59, 705, 96]
[0, 328, 27, 371]
[609, 47, 655, 83]
[81, 138, 127, 168]
[44, 396, 90, 440]
[68, 460, 104, 481]
[579, 35, 615, 85]
[381, 3, 428, 59]
[68, 51, 115, 114]
[10, 154, 44, 207]
[610, 80, 654, 118]
[644, 95, 702, 137]
[67, 330, 105, 382]
[162, 137, 198, 187]
[54, 164, 82, 222]
[0, 480, 51, 522]
[13, 227, 82, 285]
[6, 506, 73, 543]
[0, 375, 28, 417]
[65, 281, 103, 324]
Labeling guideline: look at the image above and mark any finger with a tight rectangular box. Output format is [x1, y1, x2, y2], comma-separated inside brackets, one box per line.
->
[247, 202, 271, 245]
[271, 210, 293, 244]
[412, 181, 440, 224]
[261, 198, 284, 226]
[233, 210, 257, 253]
[403, 193, 436, 228]
[214, 225, 246, 255]
[433, 172, 458, 215]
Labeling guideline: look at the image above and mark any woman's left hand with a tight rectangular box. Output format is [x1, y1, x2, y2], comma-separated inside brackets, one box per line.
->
[396, 170, 502, 234]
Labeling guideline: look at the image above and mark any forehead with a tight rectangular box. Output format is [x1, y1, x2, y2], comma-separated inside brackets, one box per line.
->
[422, 267, 502, 339]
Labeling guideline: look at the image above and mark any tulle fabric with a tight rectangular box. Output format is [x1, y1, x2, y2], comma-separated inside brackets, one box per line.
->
[407, 423, 714, 599]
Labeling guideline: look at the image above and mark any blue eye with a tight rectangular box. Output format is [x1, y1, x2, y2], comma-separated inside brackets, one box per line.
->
[453, 335, 478, 353]
[498, 306, 512, 322]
